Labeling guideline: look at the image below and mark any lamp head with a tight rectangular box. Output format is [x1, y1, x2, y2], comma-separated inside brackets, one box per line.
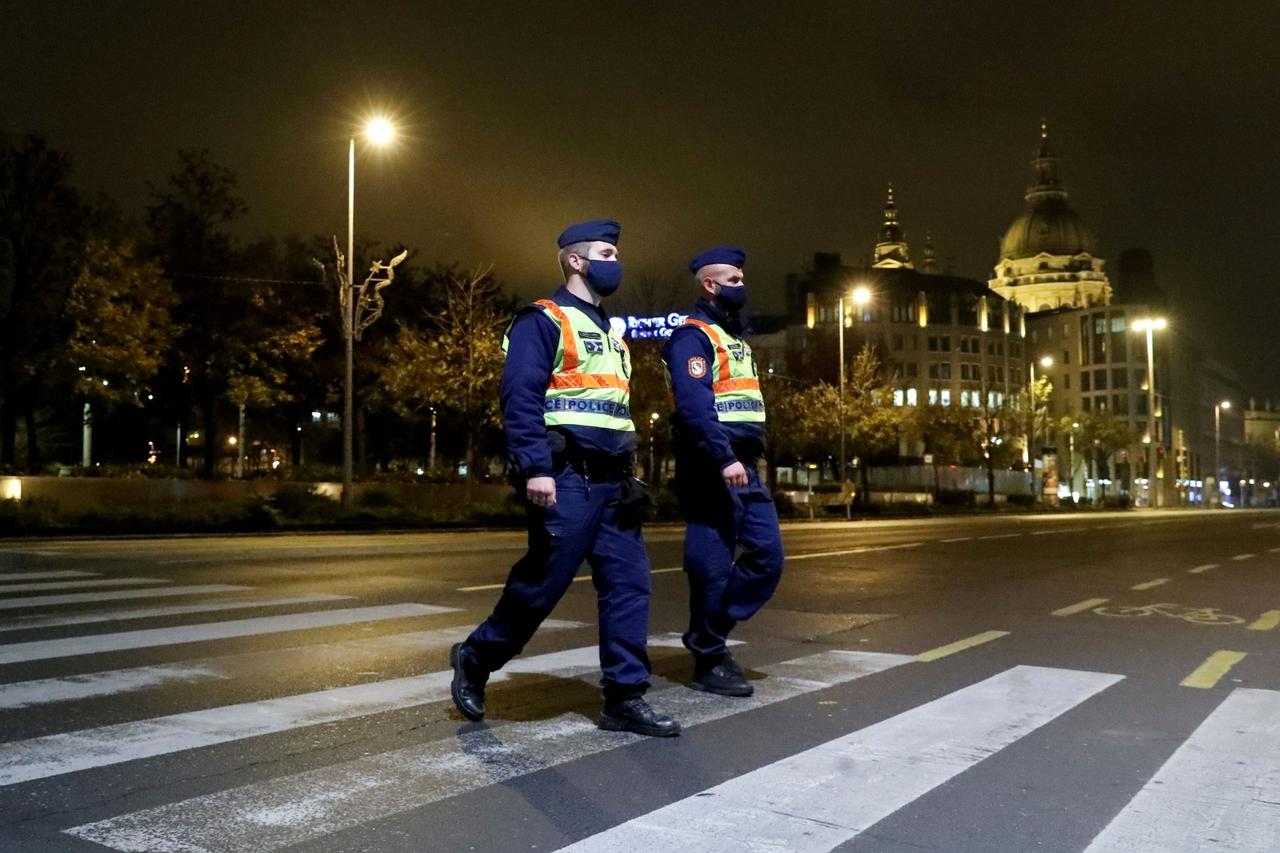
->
[366, 118, 395, 145]
[851, 285, 871, 307]
[1039, 356, 1053, 368]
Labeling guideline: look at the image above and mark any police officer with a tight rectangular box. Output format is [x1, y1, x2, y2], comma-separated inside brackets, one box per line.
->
[450, 219, 680, 737]
[662, 246, 785, 696]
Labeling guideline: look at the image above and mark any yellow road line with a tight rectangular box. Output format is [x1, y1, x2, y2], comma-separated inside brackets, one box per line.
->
[1181, 650, 1248, 689]
[1131, 578, 1170, 591]
[1052, 598, 1109, 617]
[1187, 564, 1218, 574]
[1247, 610, 1280, 631]
[915, 630, 1009, 662]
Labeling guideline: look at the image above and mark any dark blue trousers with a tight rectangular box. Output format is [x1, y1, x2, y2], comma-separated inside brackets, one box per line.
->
[679, 462, 784, 664]
[467, 465, 652, 699]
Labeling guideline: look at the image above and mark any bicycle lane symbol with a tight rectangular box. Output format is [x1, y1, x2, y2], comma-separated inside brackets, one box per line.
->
[1092, 603, 1246, 625]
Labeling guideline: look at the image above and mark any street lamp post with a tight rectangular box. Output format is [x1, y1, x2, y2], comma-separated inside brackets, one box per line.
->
[1027, 355, 1053, 500]
[837, 285, 871, 516]
[1133, 318, 1167, 508]
[341, 118, 395, 510]
[649, 411, 660, 481]
[1215, 399, 1231, 508]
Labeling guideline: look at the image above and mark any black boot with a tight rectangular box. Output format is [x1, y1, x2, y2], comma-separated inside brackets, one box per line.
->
[600, 697, 682, 737]
[692, 655, 753, 697]
[450, 642, 488, 721]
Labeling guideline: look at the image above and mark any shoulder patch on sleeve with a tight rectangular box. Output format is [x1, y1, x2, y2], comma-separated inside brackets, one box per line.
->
[688, 356, 708, 379]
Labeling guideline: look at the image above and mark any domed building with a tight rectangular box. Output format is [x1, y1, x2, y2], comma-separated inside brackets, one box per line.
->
[989, 123, 1112, 311]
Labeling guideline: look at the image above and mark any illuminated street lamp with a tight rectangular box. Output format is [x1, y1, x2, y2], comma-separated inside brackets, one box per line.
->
[341, 117, 396, 509]
[1027, 356, 1053, 497]
[1215, 399, 1231, 508]
[837, 285, 872, 514]
[649, 411, 661, 481]
[1132, 317, 1168, 507]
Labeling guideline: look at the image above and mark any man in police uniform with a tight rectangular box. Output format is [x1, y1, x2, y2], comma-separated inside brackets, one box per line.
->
[450, 219, 680, 737]
[662, 246, 785, 697]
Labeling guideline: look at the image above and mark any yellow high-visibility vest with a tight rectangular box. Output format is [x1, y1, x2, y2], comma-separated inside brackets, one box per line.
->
[682, 318, 766, 424]
[503, 299, 635, 433]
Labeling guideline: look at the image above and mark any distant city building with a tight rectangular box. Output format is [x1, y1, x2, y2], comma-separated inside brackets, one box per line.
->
[778, 191, 1027, 428]
[1245, 401, 1280, 448]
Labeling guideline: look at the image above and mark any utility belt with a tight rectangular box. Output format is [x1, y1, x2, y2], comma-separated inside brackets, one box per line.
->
[553, 449, 632, 482]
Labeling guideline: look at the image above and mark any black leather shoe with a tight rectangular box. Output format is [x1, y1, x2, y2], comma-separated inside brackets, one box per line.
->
[721, 650, 744, 676]
[450, 642, 488, 721]
[600, 697, 682, 737]
[691, 662, 753, 697]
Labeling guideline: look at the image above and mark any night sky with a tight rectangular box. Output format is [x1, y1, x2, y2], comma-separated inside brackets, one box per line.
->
[5, 2, 1279, 394]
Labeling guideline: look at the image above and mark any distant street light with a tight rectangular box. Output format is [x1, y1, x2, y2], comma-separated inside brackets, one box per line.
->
[339, 117, 397, 509]
[648, 411, 660, 481]
[1132, 318, 1168, 507]
[1028, 356, 1054, 498]
[838, 284, 872, 515]
[1215, 399, 1231, 508]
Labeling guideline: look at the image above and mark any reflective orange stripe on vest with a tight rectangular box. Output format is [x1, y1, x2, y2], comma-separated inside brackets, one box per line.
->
[712, 377, 760, 392]
[683, 318, 753, 392]
[535, 299, 578, 372]
[547, 373, 631, 391]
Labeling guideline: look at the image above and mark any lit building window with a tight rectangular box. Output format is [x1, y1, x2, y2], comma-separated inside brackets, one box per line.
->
[928, 389, 939, 406]
[940, 390, 952, 407]
[906, 388, 918, 406]
[893, 389, 904, 406]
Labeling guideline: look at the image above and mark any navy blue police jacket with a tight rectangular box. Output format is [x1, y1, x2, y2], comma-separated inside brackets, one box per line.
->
[662, 300, 766, 470]
[501, 286, 637, 477]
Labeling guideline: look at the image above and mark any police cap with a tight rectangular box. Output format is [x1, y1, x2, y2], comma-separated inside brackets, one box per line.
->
[688, 246, 746, 273]
[558, 219, 621, 248]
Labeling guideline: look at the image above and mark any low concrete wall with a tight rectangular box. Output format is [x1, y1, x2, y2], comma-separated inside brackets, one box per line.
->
[0, 477, 511, 513]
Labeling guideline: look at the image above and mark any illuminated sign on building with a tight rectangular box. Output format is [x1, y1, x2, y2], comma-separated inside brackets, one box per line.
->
[618, 312, 689, 339]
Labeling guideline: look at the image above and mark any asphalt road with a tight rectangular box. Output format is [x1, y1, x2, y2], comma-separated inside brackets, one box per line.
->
[0, 509, 1277, 852]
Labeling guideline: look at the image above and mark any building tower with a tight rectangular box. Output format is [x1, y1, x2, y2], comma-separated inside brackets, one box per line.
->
[919, 229, 939, 274]
[989, 121, 1111, 311]
[873, 184, 912, 268]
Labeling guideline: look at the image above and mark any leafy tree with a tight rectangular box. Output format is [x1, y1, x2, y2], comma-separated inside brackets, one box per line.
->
[147, 149, 323, 476]
[1069, 410, 1137, 500]
[765, 380, 843, 471]
[627, 338, 674, 481]
[63, 240, 178, 407]
[844, 344, 903, 500]
[378, 268, 508, 489]
[0, 133, 88, 470]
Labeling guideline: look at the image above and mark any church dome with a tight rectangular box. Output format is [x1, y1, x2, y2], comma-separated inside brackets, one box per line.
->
[997, 122, 1097, 261]
[999, 200, 1096, 260]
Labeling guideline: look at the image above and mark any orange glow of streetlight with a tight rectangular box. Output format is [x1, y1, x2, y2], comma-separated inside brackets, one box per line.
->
[366, 117, 395, 145]
[851, 285, 872, 307]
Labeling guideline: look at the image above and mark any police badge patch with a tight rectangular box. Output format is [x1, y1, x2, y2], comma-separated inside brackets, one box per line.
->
[688, 356, 708, 379]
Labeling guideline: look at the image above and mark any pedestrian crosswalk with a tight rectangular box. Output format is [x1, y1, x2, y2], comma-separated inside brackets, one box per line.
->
[0, 563, 1277, 852]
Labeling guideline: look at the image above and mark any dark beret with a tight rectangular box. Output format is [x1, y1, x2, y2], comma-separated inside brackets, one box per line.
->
[688, 246, 746, 273]
[558, 219, 621, 248]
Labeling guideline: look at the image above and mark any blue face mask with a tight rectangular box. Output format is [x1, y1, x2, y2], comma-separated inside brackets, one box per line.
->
[584, 258, 623, 297]
[716, 283, 747, 311]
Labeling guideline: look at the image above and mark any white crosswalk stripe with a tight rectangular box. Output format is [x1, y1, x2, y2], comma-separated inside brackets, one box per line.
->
[0, 570, 99, 582]
[0, 584, 253, 610]
[0, 619, 586, 710]
[0, 593, 355, 632]
[1083, 687, 1280, 852]
[0, 577, 169, 594]
[1, 631, 718, 786]
[557, 665, 1123, 852]
[0, 602, 456, 665]
[64, 650, 912, 852]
